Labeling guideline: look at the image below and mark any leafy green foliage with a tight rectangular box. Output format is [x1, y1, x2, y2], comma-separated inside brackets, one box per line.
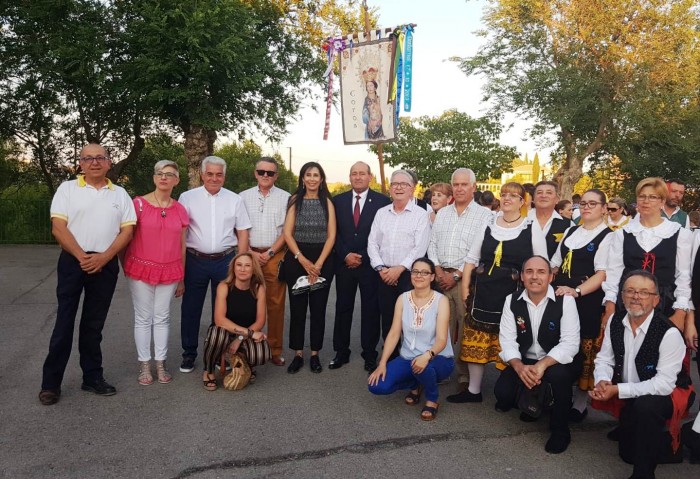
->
[215, 141, 297, 194]
[373, 110, 517, 185]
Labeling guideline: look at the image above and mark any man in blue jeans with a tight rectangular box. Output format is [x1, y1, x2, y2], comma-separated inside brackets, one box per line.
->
[178, 156, 250, 372]
[39, 143, 136, 405]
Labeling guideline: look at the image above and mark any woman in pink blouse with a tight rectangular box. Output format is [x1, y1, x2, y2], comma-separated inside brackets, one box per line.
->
[123, 160, 189, 385]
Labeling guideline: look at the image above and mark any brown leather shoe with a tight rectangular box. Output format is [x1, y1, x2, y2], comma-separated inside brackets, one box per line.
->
[39, 389, 61, 406]
[270, 355, 285, 366]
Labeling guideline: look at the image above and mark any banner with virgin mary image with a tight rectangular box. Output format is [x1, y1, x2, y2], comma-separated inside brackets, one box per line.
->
[339, 35, 397, 144]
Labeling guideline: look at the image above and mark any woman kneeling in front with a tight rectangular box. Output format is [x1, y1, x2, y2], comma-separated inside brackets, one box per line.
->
[368, 258, 454, 420]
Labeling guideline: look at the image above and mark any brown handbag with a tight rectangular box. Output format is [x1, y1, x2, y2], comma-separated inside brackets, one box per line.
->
[223, 352, 251, 391]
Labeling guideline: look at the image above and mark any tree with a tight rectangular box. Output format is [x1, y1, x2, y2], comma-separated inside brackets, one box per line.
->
[214, 140, 297, 193]
[374, 110, 518, 185]
[457, 0, 700, 199]
[116, 0, 365, 188]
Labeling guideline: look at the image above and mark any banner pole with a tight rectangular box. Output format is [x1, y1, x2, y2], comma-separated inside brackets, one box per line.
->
[362, 0, 387, 194]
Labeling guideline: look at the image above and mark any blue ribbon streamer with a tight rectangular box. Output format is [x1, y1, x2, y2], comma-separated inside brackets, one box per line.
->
[403, 25, 414, 112]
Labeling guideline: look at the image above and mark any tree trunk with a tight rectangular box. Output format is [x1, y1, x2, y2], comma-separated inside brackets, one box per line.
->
[183, 124, 217, 189]
[553, 126, 583, 200]
[108, 115, 145, 182]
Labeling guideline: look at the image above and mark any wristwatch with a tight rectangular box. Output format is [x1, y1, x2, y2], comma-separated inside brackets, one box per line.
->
[452, 272, 461, 282]
[268, 249, 275, 258]
[575, 287, 582, 297]
[237, 335, 245, 341]
[375, 265, 386, 272]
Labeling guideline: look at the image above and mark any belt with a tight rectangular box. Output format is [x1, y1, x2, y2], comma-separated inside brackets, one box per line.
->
[250, 247, 271, 253]
[186, 246, 237, 260]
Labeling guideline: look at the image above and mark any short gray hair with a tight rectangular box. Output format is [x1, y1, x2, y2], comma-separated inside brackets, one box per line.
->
[154, 160, 179, 177]
[391, 170, 414, 186]
[201, 156, 227, 174]
[451, 168, 476, 184]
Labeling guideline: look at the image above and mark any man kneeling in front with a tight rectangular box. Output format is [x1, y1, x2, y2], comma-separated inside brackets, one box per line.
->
[591, 270, 691, 479]
[494, 255, 581, 454]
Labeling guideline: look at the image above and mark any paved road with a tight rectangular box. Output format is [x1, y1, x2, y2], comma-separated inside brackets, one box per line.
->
[0, 245, 697, 478]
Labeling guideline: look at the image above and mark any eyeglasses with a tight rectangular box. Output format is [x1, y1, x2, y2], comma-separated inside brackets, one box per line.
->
[607, 207, 620, 212]
[80, 155, 109, 163]
[256, 169, 276, 177]
[501, 193, 522, 200]
[390, 182, 412, 189]
[154, 172, 178, 179]
[410, 269, 433, 277]
[637, 194, 661, 202]
[579, 201, 602, 209]
[622, 288, 658, 299]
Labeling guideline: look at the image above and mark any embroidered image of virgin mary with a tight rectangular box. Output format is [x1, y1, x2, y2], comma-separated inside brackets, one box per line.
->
[362, 68, 384, 140]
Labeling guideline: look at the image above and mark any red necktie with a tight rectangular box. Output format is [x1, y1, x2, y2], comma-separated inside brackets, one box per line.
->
[353, 195, 361, 228]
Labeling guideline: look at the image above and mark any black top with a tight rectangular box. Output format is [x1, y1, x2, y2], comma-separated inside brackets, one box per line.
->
[225, 285, 257, 328]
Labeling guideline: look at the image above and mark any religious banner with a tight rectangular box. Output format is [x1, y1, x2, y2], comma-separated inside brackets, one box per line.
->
[338, 34, 397, 145]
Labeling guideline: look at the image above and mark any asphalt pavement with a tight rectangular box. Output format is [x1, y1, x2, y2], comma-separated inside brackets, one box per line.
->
[0, 245, 697, 478]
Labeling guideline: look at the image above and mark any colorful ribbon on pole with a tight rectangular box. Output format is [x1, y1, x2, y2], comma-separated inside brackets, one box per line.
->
[389, 24, 414, 128]
[322, 37, 348, 140]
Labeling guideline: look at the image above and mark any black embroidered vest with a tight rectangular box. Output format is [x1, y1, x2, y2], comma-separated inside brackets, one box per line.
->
[555, 225, 612, 283]
[622, 230, 678, 289]
[609, 311, 688, 387]
[510, 294, 564, 358]
[545, 217, 570, 260]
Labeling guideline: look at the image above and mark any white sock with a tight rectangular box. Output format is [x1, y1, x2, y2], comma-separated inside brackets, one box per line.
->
[693, 414, 700, 434]
[572, 388, 589, 412]
[467, 363, 484, 394]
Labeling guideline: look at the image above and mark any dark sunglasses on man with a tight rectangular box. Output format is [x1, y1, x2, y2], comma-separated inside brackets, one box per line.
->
[256, 170, 276, 177]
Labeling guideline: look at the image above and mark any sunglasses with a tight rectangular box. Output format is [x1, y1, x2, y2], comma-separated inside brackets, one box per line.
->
[256, 170, 276, 177]
[607, 207, 619, 212]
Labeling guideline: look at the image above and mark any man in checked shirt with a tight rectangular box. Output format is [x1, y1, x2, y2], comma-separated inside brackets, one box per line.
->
[428, 168, 494, 393]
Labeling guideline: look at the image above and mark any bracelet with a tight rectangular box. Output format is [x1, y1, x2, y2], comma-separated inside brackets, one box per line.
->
[427, 350, 435, 359]
[294, 251, 301, 259]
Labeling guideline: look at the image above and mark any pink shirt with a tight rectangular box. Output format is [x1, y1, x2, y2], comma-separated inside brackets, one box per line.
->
[124, 197, 189, 285]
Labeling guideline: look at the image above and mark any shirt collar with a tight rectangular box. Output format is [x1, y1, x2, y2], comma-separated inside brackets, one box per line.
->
[518, 285, 556, 307]
[622, 311, 655, 334]
[527, 209, 562, 221]
[352, 188, 369, 201]
[258, 185, 276, 197]
[391, 201, 416, 214]
[77, 174, 114, 191]
[626, 216, 679, 236]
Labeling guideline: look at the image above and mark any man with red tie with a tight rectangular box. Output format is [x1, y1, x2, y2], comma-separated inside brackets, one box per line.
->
[329, 162, 391, 372]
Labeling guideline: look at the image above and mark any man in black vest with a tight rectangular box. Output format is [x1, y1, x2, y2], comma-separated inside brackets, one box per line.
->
[591, 270, 687, 479]
[494, 255, 581, 454]
[527, 181, 573, 259]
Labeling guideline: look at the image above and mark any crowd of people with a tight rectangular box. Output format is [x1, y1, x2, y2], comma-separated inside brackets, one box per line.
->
[38, 142, 700, 478]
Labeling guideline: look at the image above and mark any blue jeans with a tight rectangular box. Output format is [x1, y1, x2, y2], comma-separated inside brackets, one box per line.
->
[180, 251, 233, 359]
[368, 355, 454, 402]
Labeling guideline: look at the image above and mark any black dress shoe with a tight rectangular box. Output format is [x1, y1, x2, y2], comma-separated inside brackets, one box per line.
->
[364, 359, 377, 373]
[545, 433, 571, 454]
[310, 355, 322, 373]
[328, 356, 349, 370]
[682, 422, 700, 463]
[519, 412, 538, 422]
[568, 408, 588, 423]
[81, 379, 117, 396]
[446, 390, 482, 403]
[287, 355, 303, 374]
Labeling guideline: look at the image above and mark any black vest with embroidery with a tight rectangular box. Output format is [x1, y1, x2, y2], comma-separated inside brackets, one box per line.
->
[609, 310, 688, 387]
[546, 217, 571, 259]
[510, 294, 564, 358]
[555, 225, 612, 282]
[622, 230, 678, 289]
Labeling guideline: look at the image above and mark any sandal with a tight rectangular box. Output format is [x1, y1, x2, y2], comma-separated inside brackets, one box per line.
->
[138, 361, 153, 386]
[155, 360, 172, 384]
[421, 403, 439, 421]
[249, 369, 257, 384]
[405, 385, 423, 405]
[202, 373, 218, 392]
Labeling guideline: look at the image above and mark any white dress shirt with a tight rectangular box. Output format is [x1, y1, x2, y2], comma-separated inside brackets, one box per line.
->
[179, 186, 252, 253]
[550, 222, 612, 270]
[368, 202, 430, 270]
[601, 217, 692, 310]
[464, 215, 549, 266]
[240, 185, 290, 249]
[427, 201, 494, 269]
[349, 188, 369, 215]
[527, 208, 573, 236]
[499, 286, 580, 365]
[594, 312, 685, 398]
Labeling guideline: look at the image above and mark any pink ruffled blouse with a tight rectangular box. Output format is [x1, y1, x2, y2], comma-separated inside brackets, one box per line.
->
[124, 197, 189, 285]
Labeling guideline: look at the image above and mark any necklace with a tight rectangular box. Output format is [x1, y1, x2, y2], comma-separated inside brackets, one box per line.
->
[502, 214, 521, 224]
[153, 193, 171, 218]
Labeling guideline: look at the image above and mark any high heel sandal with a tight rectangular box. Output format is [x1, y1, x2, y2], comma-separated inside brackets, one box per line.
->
[202, 373, 218, 391]
[405, 385, 424, 406]
[138, 361, 153, 386]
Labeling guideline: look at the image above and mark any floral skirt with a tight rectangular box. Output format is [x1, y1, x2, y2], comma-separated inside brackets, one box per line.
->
[460, 311, 506, 369]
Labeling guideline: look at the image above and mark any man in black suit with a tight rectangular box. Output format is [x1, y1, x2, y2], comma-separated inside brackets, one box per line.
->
[329, 162, 391, 372]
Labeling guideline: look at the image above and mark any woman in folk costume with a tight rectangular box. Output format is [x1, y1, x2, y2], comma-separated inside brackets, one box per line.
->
[551, 189, 613, 421]
[447, 182, 548, 404]
[606, 197, 630, 231]
[602, 177, 693, 330]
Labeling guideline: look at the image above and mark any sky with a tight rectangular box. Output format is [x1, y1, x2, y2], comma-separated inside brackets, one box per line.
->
[259, 0, 550, 183]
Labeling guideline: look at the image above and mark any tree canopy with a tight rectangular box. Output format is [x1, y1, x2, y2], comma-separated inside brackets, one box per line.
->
[374, 110, 518, 185]
[458, 0, 700, 198]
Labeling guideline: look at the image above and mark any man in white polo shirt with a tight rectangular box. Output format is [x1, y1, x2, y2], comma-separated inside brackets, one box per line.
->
[178, 156, 251, 372]
[39, 143, 136, 405]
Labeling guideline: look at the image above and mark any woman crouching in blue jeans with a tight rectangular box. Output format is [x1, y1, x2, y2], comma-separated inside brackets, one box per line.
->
[368, 258, 454, 420]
